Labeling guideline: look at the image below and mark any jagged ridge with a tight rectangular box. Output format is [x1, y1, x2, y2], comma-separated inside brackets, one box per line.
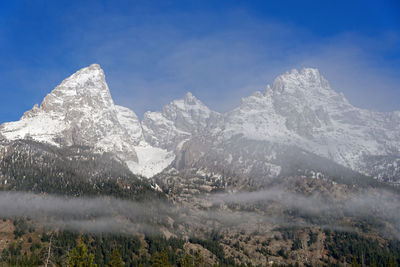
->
[0, 64, 174, 178]
[1, 64, 399, 182]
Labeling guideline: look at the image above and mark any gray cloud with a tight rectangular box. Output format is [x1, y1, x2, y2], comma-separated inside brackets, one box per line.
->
[97, 21, 400, 117]
[0, 187, 399, 237]
[3, 10, 399, 123]
[1, 6, 399, 125]
[210, 187, 399, 217]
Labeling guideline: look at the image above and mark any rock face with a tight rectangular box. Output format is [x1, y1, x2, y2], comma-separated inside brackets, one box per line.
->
[167, 68, 400, 182]
[142, 92, 220, 151]
[1, 64, 399, 182]
[221, 69, 400, 178]
[0, 64, 173, 178]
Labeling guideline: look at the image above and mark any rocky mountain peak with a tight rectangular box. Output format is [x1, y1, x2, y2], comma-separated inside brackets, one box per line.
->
[263, 67, 349, 122]
[0, 64, 175, 178]
[162, 93, 213, 125]
[38, 64, 113, 116]
[2, 64, 400, 182]
[142, 92, 220, 151]
[183, 92, 197, 103]
[222, 68, 400, 180]
[61, 63, 104, 87]
[270, 67, 331, 95]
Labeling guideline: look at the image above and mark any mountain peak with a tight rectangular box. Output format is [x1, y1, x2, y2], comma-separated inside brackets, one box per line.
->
[183, 92, 205, 106]
[39, 64, 113, 114]
[58, 63, 105, 89]
[287, 67, 321, 77]
[184, 91, 195, 101]
[165, 92, 209, 112]
[142, 92, 217, 150]
[2, 63, 122, 147]
[271, 67, 330, 94]
[0, 64, 177, 178]
[88, 63, 101, 69]
[300, 67, 321, 76]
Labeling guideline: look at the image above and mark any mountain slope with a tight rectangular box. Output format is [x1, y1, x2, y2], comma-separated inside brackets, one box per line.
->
[225, 69, 399, 162]
[0, 64, 173, 178]
[0, 139, 163, 200]
[206, 68, 400, 182]
[142, 68, 400, 182]
[1, 64, 399, 182]
[142, 92, 221, 151]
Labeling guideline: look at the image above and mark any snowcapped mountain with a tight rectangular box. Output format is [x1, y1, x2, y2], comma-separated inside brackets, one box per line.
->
[0, 64, 173, 178]
[220, 68, 400, 178]
[161, 68, 400, 183]
[142, 92, 220, 150]
[1, 64, 399, 182]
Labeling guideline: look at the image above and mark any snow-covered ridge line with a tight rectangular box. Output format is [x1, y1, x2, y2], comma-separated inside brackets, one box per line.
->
[0, 64, 173, 178]
[143, 66, 400, 180]
[1, 64, 399, 181]
[221, 67, 400, 178]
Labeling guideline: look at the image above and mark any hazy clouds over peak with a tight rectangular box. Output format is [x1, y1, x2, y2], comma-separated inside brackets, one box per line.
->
[0, 1, 399, 123]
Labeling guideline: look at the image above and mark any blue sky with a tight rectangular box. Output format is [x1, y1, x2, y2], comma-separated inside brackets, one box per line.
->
[0, 0, 399, 123]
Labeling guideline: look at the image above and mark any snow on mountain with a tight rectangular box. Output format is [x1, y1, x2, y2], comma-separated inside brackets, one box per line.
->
[0, 64, 173, 178]
[126, 144, 175, 178]
[1, 64, 398, 181]
[142, 92, 221, 150]
[222, 68, 400, 175]
[115, 105, 144, 144]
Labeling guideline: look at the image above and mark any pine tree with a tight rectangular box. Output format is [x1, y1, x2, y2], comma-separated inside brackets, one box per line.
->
[151, 250, 171, 267]
[66, 239, 97, 267]
[194, 250, 204, 267]
[178, 254, 193, 267]
[109, 248, 124, 267]
[350, 256, 360, 267]
[388, 257, 395, 267]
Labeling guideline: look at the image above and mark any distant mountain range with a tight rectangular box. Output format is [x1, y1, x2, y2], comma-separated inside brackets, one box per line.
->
[1, 64, 400, 267]
[1, 64, 399, 184]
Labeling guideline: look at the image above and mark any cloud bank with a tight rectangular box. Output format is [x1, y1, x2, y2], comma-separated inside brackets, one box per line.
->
[0, 187, 399, 237]
[1, 3, 399, 124]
